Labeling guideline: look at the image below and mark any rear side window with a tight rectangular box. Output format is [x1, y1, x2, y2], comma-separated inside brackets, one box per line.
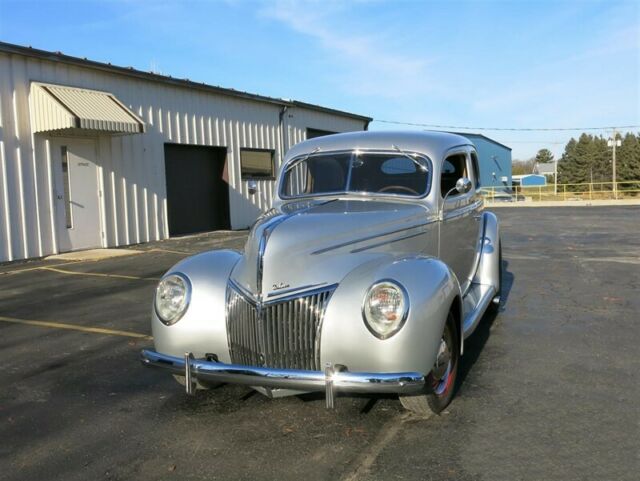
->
[441, 153, 468, 197]
[470, 152, 480, 187]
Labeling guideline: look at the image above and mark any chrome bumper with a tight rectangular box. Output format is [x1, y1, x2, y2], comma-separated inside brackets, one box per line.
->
[140, 349, 427, 408]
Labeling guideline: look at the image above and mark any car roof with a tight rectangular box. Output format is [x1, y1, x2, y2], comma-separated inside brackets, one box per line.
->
[285, 130, 473, 163]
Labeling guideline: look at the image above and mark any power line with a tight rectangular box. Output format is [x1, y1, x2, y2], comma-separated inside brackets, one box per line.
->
[371, 119, 640, 132]
[503, 140, 567, 144]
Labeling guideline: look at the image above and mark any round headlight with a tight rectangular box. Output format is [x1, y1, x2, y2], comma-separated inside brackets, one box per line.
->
[155, 273, 191, 325]
[362, 280, 409, 339]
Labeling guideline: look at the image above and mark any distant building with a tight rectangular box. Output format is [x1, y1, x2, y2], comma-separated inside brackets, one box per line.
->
[534, 162, 556, 180]
[512, 174, 547, 186]
[0, 42, 371, 262]
[449, 133, 512, 190]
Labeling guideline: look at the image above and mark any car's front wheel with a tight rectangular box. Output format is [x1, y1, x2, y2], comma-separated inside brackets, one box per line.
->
[399, 311, 459, 416]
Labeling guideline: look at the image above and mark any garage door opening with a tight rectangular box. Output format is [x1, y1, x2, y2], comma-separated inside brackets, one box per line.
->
[164, 144, 230, 236]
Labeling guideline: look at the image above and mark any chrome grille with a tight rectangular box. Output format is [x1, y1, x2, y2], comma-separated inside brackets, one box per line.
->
[226, 284, 336, 370]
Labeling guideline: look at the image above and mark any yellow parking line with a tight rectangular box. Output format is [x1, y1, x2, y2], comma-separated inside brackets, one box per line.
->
[0, 315, 152, 340]
[1, 261, 84, 276]
[147, 247, 192, 255]
[40, 266, 160, 281]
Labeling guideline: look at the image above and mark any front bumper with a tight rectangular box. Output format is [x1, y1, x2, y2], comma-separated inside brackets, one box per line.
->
[140, 349, 427, 408]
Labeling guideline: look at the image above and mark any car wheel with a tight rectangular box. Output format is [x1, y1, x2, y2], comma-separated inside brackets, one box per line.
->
[399, 311, 459, 416]
[488, 240, 502, 313]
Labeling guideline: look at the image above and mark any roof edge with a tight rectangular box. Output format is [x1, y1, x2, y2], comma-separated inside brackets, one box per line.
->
[0, 41, 372, 123]
[448, 131, 512, 151]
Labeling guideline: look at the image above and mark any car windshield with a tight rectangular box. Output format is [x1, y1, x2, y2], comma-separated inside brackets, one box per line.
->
[281, 151, 430, 198]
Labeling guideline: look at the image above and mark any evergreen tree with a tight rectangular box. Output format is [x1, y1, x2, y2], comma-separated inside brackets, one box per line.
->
[559, 134, 593, 184]
[557, 138, 577, 184]
[591, 135, 610, 184]
[557, 132, 640, 188]
[534, 148, 554, 164]
[617, 133, 640, 182]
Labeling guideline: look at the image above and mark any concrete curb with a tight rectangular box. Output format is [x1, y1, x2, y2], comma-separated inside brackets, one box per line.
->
[46, 248, 143, 261]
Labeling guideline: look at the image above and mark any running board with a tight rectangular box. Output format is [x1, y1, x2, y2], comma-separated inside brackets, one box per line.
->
[461, 283, 496, 339]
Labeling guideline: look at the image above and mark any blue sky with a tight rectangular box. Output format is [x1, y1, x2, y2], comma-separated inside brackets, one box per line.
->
[0, 0, 638, 159]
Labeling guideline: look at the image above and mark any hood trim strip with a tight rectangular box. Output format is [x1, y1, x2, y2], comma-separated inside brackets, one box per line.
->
[311, 219, 437, 255]
[350, 230, 428, 253]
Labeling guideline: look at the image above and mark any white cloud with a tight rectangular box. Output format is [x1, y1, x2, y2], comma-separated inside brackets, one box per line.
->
[259, 0, 438, 99]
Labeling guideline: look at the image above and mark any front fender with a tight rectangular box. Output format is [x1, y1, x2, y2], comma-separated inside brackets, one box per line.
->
[151, 249, 241, 362]
[320, 255, 461, 374]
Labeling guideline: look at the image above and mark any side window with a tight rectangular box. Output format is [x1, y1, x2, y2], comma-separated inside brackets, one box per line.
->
[470, 152, 480, 187]
[441, 153, 468, 197]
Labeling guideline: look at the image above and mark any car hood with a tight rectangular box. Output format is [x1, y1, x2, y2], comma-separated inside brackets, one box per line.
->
[230, 198, 433, 299]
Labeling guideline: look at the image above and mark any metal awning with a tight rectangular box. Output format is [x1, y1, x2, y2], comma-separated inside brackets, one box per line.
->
[30, 82, 145, 134]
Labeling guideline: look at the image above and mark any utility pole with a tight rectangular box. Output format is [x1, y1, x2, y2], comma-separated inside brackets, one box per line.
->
[608, 129, 621, 199]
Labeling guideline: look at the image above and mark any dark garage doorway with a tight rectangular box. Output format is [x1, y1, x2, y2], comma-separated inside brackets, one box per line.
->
[164, 144, 230, 236]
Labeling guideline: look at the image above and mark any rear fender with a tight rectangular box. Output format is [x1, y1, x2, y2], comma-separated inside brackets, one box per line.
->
[473, 211, 500, 290]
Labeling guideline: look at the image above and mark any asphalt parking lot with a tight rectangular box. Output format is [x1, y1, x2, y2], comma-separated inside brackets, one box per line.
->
[1, 206, 638, 481]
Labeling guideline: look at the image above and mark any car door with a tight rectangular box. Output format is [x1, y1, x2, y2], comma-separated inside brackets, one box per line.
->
[439, 149, 483, 292]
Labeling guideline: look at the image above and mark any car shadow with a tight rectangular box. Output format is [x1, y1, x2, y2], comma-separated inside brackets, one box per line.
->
[455, 259, 514, 393]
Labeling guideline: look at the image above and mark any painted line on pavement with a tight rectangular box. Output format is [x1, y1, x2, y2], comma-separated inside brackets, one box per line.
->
[341, 411, 419, 481]
[146, 247, 193, 255]
[40, 266, 160, 281]
[0, 315, 152, 340]
[0, 261, 84, 276]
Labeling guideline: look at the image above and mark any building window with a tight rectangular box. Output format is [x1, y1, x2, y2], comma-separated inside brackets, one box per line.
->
[240, 148, 275, 179]
[306, 128, 337, 139]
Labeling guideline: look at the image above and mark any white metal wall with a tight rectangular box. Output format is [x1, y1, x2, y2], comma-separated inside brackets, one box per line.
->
[0, 51, 366, 262]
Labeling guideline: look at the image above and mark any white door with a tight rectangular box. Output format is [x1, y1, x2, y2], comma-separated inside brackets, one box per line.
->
[52, 138, 103, 252]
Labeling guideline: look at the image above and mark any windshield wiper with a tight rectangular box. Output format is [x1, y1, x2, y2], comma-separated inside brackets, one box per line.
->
[392, 144, 428, 172]
[284, 147, 321, 173]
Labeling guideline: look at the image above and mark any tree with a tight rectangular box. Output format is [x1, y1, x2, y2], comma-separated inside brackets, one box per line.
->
[535, 148, 554, 164]
[512, 158, 535, 175]
[617, 133, 640, 182]
[557, 132, 640, 187]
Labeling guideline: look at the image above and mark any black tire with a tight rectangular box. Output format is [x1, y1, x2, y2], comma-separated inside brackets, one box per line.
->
[399, 311, 459, 416]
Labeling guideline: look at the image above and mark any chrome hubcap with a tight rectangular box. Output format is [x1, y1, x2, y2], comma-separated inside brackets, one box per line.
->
[432, 338, 450, 380]
[432, 326, 453, 395]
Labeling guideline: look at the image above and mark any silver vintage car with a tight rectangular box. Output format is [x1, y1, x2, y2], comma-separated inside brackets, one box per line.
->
[141, 131, 502, 415]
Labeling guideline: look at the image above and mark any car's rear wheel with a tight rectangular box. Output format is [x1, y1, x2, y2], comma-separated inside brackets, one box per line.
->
[399, 311, 459, 416]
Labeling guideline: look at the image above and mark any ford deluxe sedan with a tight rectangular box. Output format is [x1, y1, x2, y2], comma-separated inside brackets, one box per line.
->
[141, 130, 502, 415]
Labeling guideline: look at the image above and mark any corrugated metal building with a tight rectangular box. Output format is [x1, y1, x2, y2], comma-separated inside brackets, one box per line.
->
[0, 42, 371, 262]
[451, 132, 512, 189]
